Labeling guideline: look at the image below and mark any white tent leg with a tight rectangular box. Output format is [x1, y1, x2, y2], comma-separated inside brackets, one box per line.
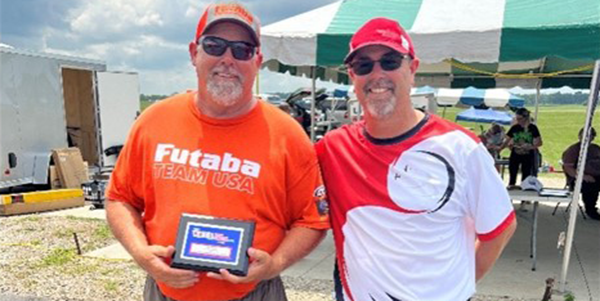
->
[533, 58, 546, 122]
[310, 67, 316, 142]
[558, 60, 600, 293]
[255, 70, 260, 94]
[534, 80, 541, 122]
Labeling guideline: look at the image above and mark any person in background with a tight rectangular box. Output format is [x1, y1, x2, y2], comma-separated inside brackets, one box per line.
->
[562, 127, 600, 220]
[503, 108, 542, 188]
[482, 123, 506, 157]
[480, 123, 506, 172]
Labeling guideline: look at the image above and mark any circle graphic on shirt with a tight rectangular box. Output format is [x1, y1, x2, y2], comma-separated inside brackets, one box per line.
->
[386, 150, 455, 213]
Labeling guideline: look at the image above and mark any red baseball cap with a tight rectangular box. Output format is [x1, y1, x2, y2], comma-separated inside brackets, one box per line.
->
[195, 3, 261, 46]
[344, 17, 415, 64]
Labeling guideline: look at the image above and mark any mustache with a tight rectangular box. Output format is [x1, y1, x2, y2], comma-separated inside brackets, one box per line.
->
[363, 78, 395, 93]
[210, 65, 243, 81]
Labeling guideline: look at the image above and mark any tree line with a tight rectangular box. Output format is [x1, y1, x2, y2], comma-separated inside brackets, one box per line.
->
[140, 91, 591, 105]
[140, 94, 170, 102]
[517, 91, 590, 106]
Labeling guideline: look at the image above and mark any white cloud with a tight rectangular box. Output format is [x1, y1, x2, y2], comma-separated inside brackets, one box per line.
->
[2, 0, 341, 94]
[185, 6, 200, 19]
[69, 0, 164, 35]
[184, 0, 209, 19]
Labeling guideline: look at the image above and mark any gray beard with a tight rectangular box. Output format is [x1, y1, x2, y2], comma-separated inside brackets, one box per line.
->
[206, 79, 243, 107]
[366, 97, 396, 119]
[363, 78, 396, 118]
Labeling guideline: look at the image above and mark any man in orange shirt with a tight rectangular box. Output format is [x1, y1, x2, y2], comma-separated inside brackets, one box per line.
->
[105, 3, 329, 301]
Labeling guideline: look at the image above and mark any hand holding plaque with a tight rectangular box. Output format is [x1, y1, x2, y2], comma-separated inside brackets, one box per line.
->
[171, 214, 255, 276]
[205, 246, 276, 284]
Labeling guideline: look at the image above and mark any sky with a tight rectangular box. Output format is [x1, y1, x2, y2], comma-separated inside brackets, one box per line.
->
[0, 0, 582, 96]
[0, 0, 341, 95]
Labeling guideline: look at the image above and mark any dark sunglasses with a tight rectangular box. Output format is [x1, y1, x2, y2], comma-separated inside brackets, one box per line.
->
[349, 54, 407, 76]
[199, 36, 256, 61]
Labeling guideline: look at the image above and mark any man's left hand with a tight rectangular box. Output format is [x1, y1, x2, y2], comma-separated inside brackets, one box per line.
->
[206, 247, 276, 284]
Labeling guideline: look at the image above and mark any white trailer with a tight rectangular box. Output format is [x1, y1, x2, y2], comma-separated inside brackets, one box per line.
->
[0, 46, 140, 189]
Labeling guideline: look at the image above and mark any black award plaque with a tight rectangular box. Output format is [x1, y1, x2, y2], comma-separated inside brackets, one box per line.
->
[171, 214, 255, 276]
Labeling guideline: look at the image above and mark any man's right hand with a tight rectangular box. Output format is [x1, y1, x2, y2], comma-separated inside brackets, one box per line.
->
[139, 245, 201, 288]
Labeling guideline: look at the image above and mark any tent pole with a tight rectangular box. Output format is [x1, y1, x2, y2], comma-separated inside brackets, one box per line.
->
[310, 67, 316, 142]
[558, 60, 600, 293]
[534, 80, 541, 122]
[255, 70, 260, 95]
[533, 57, 546, 122]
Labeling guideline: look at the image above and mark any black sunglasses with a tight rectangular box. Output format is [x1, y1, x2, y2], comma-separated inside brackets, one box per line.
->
[199, 36, 256, 61]
[349, 53, 407, 76]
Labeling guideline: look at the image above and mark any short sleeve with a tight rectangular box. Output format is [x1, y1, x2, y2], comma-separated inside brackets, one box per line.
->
[285, 139, 330, 230]
[562, 144, 578, 166]
[531, 125, 541, 138]
[506, 125, 517, 138]
[105, 121, 146, 211]
[465, 144, 515, 241]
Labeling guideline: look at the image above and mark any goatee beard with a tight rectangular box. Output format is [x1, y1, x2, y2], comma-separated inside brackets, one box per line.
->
[207, 66, 244, 106]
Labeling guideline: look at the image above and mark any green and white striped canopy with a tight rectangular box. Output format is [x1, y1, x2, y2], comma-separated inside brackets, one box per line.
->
[262, 0, 600, 88]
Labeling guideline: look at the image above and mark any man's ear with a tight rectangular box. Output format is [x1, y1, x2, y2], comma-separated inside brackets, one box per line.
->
[189, 41, 198, 65]
[255, 51, 263, 68]
[410, 57, 420, 74]
[348, 65, 356, 82]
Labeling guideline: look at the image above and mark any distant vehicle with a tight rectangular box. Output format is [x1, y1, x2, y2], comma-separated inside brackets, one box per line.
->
[257, 94, 283, 105]
[285, 88, 328, 137]
[318, 97, 351, 127]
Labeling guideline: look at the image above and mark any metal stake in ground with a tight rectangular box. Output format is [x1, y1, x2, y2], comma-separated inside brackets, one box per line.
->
[72, 232, 81, 255]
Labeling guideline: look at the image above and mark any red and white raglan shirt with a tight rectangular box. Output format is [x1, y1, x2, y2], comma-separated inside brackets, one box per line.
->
[316, 114, 515, 301]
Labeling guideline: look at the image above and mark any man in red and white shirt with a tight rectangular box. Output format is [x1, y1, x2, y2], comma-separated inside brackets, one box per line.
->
[316, 18, 516, 301]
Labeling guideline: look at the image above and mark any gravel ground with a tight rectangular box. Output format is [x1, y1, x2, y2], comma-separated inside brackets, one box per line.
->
[0, 214, 537, 301]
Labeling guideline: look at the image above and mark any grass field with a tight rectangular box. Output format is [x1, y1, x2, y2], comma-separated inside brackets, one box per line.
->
[443, 105, 600, 171]
[140, 99, 598, 171]
[140, 100, 153, 111]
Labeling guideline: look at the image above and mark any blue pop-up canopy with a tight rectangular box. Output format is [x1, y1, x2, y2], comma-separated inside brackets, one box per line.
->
[455, 107, 513, 125]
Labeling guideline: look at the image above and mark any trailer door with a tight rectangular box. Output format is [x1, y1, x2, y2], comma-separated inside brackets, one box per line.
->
[95, 72, 140, 168]
[0, 53, 25, 187]
[1, 51, 65, 188]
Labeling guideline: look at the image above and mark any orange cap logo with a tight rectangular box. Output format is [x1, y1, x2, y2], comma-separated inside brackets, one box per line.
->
[214, 4, 254, 24]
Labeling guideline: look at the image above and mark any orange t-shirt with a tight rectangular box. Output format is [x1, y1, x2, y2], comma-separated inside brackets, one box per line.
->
[106, 92, 329, 301]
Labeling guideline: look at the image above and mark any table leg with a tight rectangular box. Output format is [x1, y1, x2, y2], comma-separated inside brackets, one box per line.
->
[531, 201, 539, 271]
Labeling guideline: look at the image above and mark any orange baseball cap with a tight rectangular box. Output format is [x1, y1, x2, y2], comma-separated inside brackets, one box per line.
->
[195, 3, 261, 46]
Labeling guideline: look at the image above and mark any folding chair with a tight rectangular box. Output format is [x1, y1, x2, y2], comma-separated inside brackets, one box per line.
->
[552, 165, 586, 219]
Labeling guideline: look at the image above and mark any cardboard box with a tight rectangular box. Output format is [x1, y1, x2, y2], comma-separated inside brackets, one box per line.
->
[49, 166, 62, 189]
[51, 148, 89, 188]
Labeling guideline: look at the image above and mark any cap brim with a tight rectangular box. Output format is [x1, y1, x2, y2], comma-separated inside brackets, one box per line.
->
[343, 41, 410, 64]
[202, 19, 260, 46]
